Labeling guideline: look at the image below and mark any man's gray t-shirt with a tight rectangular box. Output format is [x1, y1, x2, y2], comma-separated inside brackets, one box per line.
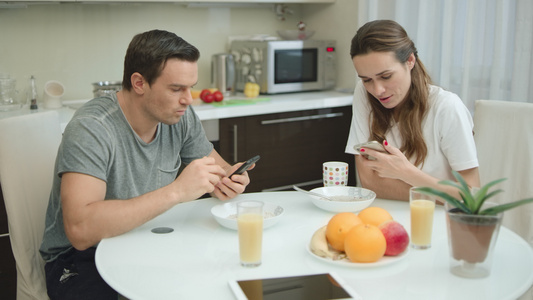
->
[40, 94, 213, 262]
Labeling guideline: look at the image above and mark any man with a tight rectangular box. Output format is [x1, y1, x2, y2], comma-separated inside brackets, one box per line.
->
[40, 30, 252, 299]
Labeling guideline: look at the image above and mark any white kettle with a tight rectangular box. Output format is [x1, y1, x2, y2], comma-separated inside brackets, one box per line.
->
[211, 53, 236, 97]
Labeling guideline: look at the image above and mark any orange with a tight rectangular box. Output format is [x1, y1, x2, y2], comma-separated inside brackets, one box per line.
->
[344, 223, 387, 263]
[326, 212, 362, 251]
[358, 207, 393, 227]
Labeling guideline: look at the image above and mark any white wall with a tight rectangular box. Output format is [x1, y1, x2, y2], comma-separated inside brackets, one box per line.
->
[302, 0, 358, 92]
[0, 1, 357, 102]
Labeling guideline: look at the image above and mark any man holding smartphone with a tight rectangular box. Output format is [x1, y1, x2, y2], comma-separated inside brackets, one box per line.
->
[40, 30, 253, 299]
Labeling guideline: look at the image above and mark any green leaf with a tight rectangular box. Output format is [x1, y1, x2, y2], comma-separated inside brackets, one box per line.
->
[481, 189, 504, 203]
[459, 192, 476, 213]
[476, 178, 506, 200]
[415, 172, 528, 216]
[452, 170, 472, 193]
[451, 171, 476, 210]
[437, 179, 473, 208]
[438, 178, 462, 190]
[480, 198, 533, 215]
[471, 178, 506, 213]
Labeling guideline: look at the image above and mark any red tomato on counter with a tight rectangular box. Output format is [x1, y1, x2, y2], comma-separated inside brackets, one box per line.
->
[213, 91, 224, 102]
[203, 94, 215, 103]
[200, 89, 211, 102]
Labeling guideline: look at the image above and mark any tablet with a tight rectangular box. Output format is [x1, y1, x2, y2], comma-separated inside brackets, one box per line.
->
[228, 272, 362, 300]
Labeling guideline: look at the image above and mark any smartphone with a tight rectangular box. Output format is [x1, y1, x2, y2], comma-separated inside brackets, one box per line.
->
[353, 141, 386, 160]
[230, 155, 260, 177]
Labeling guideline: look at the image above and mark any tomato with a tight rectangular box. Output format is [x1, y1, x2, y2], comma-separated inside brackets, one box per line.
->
[199, 89, 211, 101]
[203, 93, 215, 103]
[213, 91, 224, 102]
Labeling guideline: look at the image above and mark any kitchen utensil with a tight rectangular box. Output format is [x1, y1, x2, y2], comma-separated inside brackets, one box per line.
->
[43, 80, 65, 109]
[92, 81, 122, 98]
[293, 185, 335, 201]
[211, 53, 235, 97]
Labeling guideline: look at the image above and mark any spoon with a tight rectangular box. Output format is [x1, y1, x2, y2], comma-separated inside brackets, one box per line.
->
[292, 185, 335, 201]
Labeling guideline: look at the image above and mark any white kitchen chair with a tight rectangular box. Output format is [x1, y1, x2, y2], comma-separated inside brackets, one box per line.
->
[0, 110, 62, 300]
[473, 100, 533, 300]
[473, 100, 533, 245]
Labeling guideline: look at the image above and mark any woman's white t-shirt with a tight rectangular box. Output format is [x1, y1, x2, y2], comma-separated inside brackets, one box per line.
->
[345, 81, 479, 181]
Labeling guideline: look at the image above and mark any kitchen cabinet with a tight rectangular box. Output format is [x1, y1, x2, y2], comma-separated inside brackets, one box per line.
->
[0, 184, 16, 300]
[219, 105, 355, 192]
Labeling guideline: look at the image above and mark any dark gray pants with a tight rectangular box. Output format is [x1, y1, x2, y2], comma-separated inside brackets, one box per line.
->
[45, 247, 117, 300]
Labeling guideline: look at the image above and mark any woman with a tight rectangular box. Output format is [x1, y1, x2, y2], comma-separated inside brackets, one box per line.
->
[345, 20, 480, 201]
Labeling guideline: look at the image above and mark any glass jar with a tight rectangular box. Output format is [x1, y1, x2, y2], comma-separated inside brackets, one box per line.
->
[0, 77, 22, 111]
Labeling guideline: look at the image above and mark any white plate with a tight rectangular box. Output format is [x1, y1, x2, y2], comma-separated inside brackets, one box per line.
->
[306, 244, 409, 268]
[308, 186, 376, 213]
[211, 201, 284, 230]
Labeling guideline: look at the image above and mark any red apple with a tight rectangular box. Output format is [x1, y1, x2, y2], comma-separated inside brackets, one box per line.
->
[378, 220, 409, 256]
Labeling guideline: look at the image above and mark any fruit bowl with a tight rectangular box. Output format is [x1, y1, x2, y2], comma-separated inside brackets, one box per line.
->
[277, 29, 315, 40]
[211, 201, 284, 230]
[307, 186, 376, 213]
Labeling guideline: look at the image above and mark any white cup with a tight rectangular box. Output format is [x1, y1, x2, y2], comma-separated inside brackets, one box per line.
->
[323, 161, 349, 186]
[43, 80, 65, 109]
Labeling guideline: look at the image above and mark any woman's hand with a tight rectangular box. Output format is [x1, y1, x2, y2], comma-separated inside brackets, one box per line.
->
[359, 141, 416, 182]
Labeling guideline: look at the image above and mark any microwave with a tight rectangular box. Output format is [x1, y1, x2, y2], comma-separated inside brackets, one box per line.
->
[230, 39, 337, 94]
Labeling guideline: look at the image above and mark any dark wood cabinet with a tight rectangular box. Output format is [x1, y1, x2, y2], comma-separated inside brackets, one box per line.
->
[219, 105, 356, 192]
[0, 183, 17, 300]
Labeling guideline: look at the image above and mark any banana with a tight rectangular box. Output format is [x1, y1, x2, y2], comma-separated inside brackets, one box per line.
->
[309, 225, 346, 260]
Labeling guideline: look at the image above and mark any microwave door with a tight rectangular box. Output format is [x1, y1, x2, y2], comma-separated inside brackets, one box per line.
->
[267, 44, 323, 94]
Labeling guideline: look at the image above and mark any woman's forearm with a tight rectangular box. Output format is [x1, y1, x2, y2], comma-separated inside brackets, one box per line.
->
[356, 156, 411, 200]
[356, 155, 480, 202]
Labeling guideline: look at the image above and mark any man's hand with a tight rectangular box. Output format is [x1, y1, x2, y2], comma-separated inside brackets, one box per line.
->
[212, 162, 253, 200]
[173, 156, 227, 201]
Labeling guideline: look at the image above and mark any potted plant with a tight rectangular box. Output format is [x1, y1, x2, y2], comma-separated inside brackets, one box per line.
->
[415, 171, 533, 278]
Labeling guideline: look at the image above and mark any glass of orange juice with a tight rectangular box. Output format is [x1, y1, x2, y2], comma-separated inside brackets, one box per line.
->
[410, 187, 436, 249]
[237, 201, 264, 267]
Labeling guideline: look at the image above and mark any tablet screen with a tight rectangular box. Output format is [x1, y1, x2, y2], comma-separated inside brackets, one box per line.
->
[230, 273, 358, 300]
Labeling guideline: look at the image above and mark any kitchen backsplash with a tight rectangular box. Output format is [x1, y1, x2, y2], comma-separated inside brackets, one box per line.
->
[0, 1, 357, 101]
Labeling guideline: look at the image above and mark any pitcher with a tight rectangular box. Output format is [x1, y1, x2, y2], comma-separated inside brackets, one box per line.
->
[211, 53, 236, 97]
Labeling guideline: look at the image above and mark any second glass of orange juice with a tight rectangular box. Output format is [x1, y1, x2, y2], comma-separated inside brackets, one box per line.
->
[237, 201, 264, 267]
[410, 187, 436, 249]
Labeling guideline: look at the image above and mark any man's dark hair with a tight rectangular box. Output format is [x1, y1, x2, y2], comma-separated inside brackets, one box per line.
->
[122, 30, 200, 91]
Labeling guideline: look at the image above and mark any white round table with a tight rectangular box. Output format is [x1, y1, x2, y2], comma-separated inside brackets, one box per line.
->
[95, 191, 533, 300]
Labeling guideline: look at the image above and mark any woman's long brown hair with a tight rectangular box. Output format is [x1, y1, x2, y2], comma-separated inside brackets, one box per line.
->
[350, 20, 431, 167]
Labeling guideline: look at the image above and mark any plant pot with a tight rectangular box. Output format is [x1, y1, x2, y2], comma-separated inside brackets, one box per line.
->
[445, 202, 503, 278]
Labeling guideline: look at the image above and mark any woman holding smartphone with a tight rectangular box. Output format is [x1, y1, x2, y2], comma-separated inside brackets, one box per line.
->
[345, 20, 480, 201]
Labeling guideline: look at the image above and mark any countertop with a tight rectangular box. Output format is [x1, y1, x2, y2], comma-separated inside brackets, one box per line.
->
[0, 106, 76, 132]
[190, 90, 353, 121]
[0, 90, 353, 131]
